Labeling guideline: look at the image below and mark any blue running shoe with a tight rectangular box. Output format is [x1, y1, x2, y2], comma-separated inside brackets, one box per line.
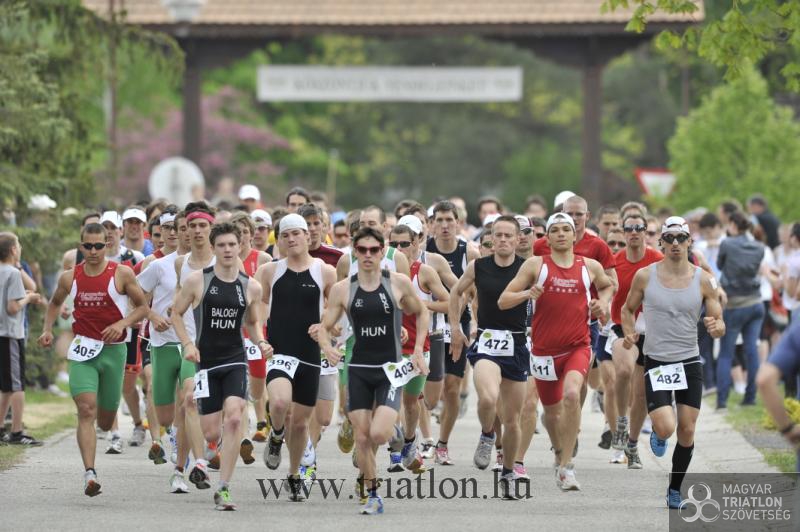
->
[387, 451, 403, 473]
[650, 432, 668, 458]
[360, 495, 384, 515]
[666, 488, 681, 509]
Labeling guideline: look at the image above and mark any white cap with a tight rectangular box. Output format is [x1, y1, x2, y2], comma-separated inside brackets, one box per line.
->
[100, 210, 123, 228]
[239, 184, 261, 201]
[278, 213, 308, 234]
[514, 215, 531, 230]
[546, 212, 576, 232]
[27, 194, 57, 210]
[397, 214, 423, 235]
[661, 216, 690, 235]
[122, 208, 147, 223]
[554, 190, 576, 208]
[159, 212, 176, 225]
[250, 209, 272, 227]
[427, 205, 435, 218]
[482, 213, 501, 226]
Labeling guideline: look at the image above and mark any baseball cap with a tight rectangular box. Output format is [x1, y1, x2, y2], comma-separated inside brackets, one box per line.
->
[239, 184, 261, 201]
[661, 216, 690, 235]
[250, 209, 272, 227]
[397, 214, 423, 235]
[553, 190, 576, 208]
[482, 213, 501, 227]
[122, 208, 147, 223]
[278, 213, 308, 234]
[514, 215, 531, 231]
[100, 211, 123, 228]
[546, 212, 576, 232]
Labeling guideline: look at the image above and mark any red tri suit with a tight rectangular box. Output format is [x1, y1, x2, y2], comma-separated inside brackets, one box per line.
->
[533, 232, 615, 299]
[530, 255, 592, 406]
[71, 261, 128, 343]
[402, 261, 431, 355]
[242, 248, 267, 379]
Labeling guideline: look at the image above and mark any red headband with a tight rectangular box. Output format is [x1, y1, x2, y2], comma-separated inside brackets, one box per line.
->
[186, 211, 215, 224]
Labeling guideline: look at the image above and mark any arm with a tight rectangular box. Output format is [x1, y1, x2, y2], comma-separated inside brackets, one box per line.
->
[244, 278, 272, 359]
[621, 268, 648, 348]
[38, 270, 74, 347]
[257, 251, 272, 267]
[396, 274, 429, 375]
[308, 263, 339, 341]
[421, 264, 449, 314]
[498, 257, 542, 310]
[174, 255, 186, 289]
[103, 266, 149, 342]
[447, 261, 476, 360]
[700, 270, 726, 338]
[429, 254, 459, 290]
[335, 253, 350, 281]
[587, 259, 613, 322]
[62, 249, 76, 271]
[171, 271, 202, 362]
[393, 250, 410, 278]
[318, 281, 348, 364]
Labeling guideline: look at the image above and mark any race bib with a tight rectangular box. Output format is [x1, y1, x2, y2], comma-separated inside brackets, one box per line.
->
[320, 353, 339, 376]
[267, 354, 300, 380]
[476, 329, 513, 357]
[382, 359, 419, 388]
[648, 363, 688, 392]
[67, 335, 103, 363]
[442, 322, 452, 343]
[193, 369, 210, 399]
[604, 330, 619, 355]
[244, 339, 261, 361]
[530, 355, 557, 381]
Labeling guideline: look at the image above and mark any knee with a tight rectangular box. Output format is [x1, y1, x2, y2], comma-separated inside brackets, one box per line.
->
[316, 411, 332, 428]
[76, 401, 96, 421]
[224, 413, 242, 434]
[652, 419, 675, 439]
[270, 396, 290, 415]
[370, 426, 391, 446]
[477, 392, 498, 410]
[615, 365, 632, 382]
[203, 427, 221, 443]
[563, 387, 580, 408]
[355, 429, 371, 449]
[677, 423, 695, 442]
[444, 381, 460, 397]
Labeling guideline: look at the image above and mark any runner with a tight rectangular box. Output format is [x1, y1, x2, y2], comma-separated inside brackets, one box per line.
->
[171, 222, 270, 511]
[251, 209, 273, 254]
[38, 222, 149, 496]
[318, 226, 429, 515]
[621, 216, 724, 508]
[122, 207, 154, 257]
[255, 213, 336, 501]
[500, 213, 613, 491]
[449, 215, 529, 499]
[426, 200, 480, 465]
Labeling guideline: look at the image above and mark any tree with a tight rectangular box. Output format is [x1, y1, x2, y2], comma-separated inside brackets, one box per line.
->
[668, 68, 800, 219]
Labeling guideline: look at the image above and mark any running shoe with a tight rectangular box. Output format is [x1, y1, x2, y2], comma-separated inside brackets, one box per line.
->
[388, 425, 404, 453]
[473, 433, 496, 470]
[401, 437, 423, 472]
[214, 486, 237, 511]
[513, 463, 530, 480]
[650, 432, 668, 458]
[641, 416, 653, 435]
[387, 451, 403, 473]
[105, 434, 123, 454]
[360, 495, 384, 515]
[301, 437, 316, 468]
[593, 390, 605, 413]
[148, 440, 167, 465]
[666, 488, 682, 509]
[300, 464, 317, 492]
[337, 418, 354, 453]
[240, 438, 255, 465]
[7, 432, 43, 446]
[84, 470, 101, 497]
[352, 448, 359, 469]
[189, 461, 211, 490]
[491, 450, 504, 472]
[264, 430, 283, 470]
[499, 471, 523, 500]
[557, 463, 581, 491]
[167, 427, 178, 464]
[287, 474, 306, 502]
[598, 427, 612, 450]
[129, 424, 146, 447]
[170, 470, 189, 494]
[612, 419, 629, 450]
[420, 438, 435, 460]
[205, 441, 220, 470]
[609, 449, 626, 464]
[252, 421, 268, 443]
[625, 446, 643, 469]
[435, 445, 454, 466]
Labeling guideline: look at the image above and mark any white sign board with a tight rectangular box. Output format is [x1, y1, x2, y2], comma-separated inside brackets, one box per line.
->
[636, 168, 676, 198]
[148, 157, 205, 207]
[257, 66, 523, 102]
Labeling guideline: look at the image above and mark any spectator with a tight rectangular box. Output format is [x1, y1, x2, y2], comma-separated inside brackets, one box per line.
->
[238, 184, 262, 212]
[747, 194, 781, 249]
[782, 223, 800, 322]
[717, 199, 742, 226]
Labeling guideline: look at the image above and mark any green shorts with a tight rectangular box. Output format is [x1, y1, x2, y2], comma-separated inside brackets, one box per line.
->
[69, 343, 126, 412]
[151, 343, 196, 406]
[338, 335, 355, 386]
[403, 352, 429, 397]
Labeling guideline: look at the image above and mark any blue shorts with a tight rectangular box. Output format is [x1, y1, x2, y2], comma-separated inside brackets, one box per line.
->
[594, 334, 612, 363]
[466, 336, 529, 382]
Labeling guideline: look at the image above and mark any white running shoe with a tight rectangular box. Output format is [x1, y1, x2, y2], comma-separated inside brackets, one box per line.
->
[106, 434, 123, 454]
[610, 449, 626, 464]
[300, 437, 316, 468]
[170, 471, 189, 494]
[473, 433, 496, 470]
[129, 425, 146, 447]
[491, 450, 504, 472]
[557, 463, 581, 491]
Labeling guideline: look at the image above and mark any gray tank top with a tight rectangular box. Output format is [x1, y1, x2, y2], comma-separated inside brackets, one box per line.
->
[642, 264, 703, 363]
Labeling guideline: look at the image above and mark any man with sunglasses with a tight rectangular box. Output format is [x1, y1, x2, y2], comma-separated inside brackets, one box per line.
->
[39, 222, 149, 496]
[318, 226, 429, 515]
[500, 213, 613, 491]
[622, 216, 724, 508]
[608, 213, 663, 469]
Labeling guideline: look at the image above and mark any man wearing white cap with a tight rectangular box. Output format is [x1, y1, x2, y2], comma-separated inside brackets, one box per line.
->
[250, 209, 273, 253]
[122, 207, 154, 257]
[621, 216, 724, 509]
[239, 185, 262, 213]
[499, 212, 613, 492]
[101, 211, 145, 268]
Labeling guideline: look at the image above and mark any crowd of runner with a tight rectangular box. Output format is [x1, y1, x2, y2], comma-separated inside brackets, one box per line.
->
[1, 184, 799, 514]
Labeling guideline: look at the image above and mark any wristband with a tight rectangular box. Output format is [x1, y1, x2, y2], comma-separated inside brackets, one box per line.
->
[780, 422, 795, 435]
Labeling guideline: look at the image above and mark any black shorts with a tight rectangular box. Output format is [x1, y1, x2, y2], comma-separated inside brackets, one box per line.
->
[426, 332, 445, 383]
[347, 366, 402, 413]
[266, 360, 319, 408]
[197, 363, 248, 415]
[140, 337, 151, 368]
[0, 337, 25, 393]
[444, 319, 471, 378]
[644, 356, 703, 412]
[611, 324, 645, 367]
[466, 335, 529, 382]
[125, 327, 140, 372]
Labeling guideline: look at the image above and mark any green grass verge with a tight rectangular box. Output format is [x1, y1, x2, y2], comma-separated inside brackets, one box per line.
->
[706, 389, 796, 473]
[0, 387, 75, 471]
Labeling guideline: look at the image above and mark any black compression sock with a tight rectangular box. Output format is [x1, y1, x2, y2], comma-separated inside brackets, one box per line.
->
[669, 443, 695, 492]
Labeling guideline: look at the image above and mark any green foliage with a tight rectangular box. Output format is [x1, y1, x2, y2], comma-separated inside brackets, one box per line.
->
[668, 69, 800, 219]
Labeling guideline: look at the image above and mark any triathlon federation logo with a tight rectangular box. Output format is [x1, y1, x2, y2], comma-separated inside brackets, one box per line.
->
[680, 483, 721, 523]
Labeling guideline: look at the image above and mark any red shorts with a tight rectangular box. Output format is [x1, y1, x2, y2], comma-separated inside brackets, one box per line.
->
[248, 359, 267, 379]
[533, 346, 591, 407]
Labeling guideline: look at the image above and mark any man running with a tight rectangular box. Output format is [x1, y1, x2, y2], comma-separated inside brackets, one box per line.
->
[256, 213, 336, 501]
[450, 215, 529, 499]
[318, 227, 429, 515]
[500, 213, 613, 491]
[621, 216, 724, 508]
[39, 222, 148, 496]
[171, 222, 270, 511]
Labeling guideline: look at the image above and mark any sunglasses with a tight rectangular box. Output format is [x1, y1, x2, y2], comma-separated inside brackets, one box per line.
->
[388, 241, 413, 249]
[355, 245, 383, 255]
[481, 241, 493, 249]
[521, 228, 533, 235]
[161, 224, 177, 232]
[608, 241, 626, 248]
[534, 231, 545, 238]
[81, 242, 107, 251]
[623, 224, 647, 233]
[661, 233, 690, 244]
[647, 231, 657, 237]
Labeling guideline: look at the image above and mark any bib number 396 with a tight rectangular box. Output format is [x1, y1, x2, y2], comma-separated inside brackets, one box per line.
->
[320, 354, 339, 376]
[267, 354, 299, 379]
[193, 370, 210, 399]
[67, 335, 103, 362]
[477, 329, 513, 357]
[382, 359, 419, 388]
[530, 355, 557, 381]
[648, 363, 688, 391]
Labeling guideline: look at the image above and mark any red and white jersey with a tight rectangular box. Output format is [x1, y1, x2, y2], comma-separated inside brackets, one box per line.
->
[402, 261, 431, 355]
[531, 255, 591, 356]
[242, 249, 260, 278]
[70, 261, 128, 343]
